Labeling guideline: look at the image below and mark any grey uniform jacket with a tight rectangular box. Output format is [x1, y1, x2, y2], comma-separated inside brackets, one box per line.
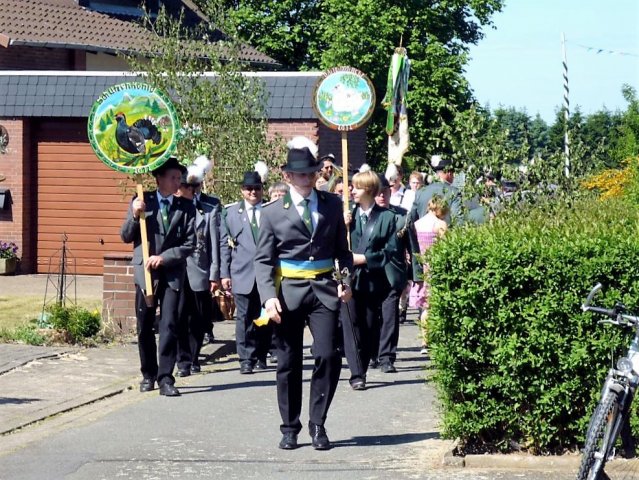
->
[186, 194, 221, 292]
[410, 180, 462, 225]
[219, 200, 259, 296]
[254, 189, 353, 312]
[120, 191, 196, 292]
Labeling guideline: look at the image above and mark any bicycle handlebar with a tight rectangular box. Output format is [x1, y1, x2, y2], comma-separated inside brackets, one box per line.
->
[582, 283, 603, 310]
[582, 283, 639, 326]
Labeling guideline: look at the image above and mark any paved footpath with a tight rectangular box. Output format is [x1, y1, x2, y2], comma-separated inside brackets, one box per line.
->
[0, 316, 601, 480]
[2, 275, 639, 478]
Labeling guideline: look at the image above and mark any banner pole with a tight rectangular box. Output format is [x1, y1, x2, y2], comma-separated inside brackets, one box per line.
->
[341, 131, 351, 248]
[135, 177, 154, 307]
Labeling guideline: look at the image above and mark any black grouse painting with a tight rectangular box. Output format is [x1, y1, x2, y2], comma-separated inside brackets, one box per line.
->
[115, 113, 162, 154]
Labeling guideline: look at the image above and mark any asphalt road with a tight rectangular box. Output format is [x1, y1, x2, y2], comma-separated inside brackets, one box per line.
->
[0, 321, 593, 480]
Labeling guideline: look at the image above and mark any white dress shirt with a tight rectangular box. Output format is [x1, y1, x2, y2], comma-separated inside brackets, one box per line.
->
[289, 187, 319, 230]
[244, 200, 262, 226]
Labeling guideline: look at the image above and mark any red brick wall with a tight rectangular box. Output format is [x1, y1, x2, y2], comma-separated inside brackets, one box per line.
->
[0, 46, 74, 70]
[102, 253, 136, 333]
[265, 120, 368, 173]
[318, 123, 368, 173]
[0, 118, 35, 272]
[266, 120, 318, 145]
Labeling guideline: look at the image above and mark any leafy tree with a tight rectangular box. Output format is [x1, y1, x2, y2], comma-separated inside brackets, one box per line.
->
[528, 114, 549, 157]
[612, 84, 639, 164]
[125, 3, 281, 203]
[225, 0, 319, 68]
[224, 0, 505, 169]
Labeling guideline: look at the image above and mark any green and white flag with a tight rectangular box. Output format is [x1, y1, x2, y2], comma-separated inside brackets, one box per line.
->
[382, 48, 410, 165]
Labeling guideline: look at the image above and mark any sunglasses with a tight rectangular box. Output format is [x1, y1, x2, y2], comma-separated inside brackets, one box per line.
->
[243, 185, 262, 191]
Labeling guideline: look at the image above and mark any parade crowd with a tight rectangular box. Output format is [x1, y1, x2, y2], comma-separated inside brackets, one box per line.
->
[120, 136, 469, 451]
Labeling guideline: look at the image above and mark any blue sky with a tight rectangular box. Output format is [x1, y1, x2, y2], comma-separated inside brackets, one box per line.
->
[465, 0, 639, 123]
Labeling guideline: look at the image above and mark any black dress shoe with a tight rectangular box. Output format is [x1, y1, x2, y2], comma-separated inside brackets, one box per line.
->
[369, 359, 379, 369]
[254, 360, 268, 370]
[176, 368, 191, 377]
[278, 432, 299, 450]
[159, 383, 181, 397]
[240, 362, 253, 374]
[139, 378, 155, 392]
[380, 362, 397, 373]
[308, 422, 330, 450]
[350, 379, 366, 391]
[203, 332, 215, 344]
[190, 364, 201, 374]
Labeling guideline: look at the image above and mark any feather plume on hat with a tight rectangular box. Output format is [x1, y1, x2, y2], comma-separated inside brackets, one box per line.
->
[287, 136, 318, 159]
[185, 164, 205, 185]
[359, 163, 371, 173]
[193, 155, 212, 173]
[254, 160, 269, 183]
[385, 163, 400, 182]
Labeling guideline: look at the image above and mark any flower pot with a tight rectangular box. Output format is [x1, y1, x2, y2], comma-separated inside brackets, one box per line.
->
[0, 257, 17, 275]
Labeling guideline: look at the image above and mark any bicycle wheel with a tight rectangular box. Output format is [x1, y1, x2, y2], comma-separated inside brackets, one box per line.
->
[576, 388, 621, 480]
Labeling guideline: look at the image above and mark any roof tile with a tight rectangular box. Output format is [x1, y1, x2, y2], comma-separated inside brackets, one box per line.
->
[0, 73, 322, 119]
[0, 0, 279, 67]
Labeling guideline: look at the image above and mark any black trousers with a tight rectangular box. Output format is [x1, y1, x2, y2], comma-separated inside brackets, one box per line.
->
[234, 284, 271, 365]
[135, 281, 180, 386]
[177, 277, 212, 370]
[341, 287, 387, 384]
[274, 284, 342, 434]
[377, 288, 401, 364]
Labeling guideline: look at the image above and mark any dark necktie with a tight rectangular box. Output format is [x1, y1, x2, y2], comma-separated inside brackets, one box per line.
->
[301, 198, 313, 234]
[250, 207, 259, 243]
[160, 198, 170, 232]
[360, 212, 368, 226]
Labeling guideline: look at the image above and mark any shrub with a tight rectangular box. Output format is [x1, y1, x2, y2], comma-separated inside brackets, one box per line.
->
[46, 304, 101, 344]
[427, 195, 639, 453]
[0, 323, 47, 345]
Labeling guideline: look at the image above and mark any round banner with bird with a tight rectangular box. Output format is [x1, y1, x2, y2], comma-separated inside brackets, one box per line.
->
[87, 82, 180, 175]
[313, 67, 376, 132]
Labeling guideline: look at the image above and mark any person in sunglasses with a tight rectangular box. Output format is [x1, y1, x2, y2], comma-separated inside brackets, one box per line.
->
[220, 170, 272, 375]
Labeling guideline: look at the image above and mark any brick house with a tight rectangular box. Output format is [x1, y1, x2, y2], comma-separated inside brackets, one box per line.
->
[0, 0, 368, 277]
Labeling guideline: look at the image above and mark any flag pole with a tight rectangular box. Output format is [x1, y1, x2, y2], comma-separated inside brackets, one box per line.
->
[562, 32, 570, 178]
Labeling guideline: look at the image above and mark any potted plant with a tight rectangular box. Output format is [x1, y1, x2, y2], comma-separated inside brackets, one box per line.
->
[0, 241, 19, 275]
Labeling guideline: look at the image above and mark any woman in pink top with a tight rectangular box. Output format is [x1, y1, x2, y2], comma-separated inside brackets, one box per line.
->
[409, 195, 448, 353]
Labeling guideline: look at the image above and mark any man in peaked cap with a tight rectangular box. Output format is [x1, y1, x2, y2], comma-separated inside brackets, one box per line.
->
[175, 161, 221, 377]
[120, 157, 196, 397]
[220, 170, 272, 375]
[254, 136, 353, 451]
[410, 154, 462, 225]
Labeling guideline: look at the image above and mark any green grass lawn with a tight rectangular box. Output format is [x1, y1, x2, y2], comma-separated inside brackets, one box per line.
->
[0, 296, 102, 331]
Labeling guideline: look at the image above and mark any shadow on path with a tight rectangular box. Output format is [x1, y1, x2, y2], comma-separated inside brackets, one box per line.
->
[0, 397, 41, 405]
[332, 431, 440, 447]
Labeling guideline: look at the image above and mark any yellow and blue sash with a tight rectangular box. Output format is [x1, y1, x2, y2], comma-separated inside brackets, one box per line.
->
[254, 259, 334, 326]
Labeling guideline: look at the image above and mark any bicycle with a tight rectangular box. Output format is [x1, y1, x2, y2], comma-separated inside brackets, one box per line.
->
[577, 283, 639, 480]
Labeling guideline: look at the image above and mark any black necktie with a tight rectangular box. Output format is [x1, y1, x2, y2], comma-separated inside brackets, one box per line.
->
[250, 207, 259, 242]
[301, 198, 313, 234]
[160, 199, 170, 232]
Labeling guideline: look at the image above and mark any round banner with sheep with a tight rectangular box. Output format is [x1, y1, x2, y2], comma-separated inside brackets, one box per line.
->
[313, 67, 376, 132]
[87, 82, 180, 175]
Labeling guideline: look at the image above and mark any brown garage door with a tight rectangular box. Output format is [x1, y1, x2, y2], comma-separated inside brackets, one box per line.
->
[36, 120, 131, 275]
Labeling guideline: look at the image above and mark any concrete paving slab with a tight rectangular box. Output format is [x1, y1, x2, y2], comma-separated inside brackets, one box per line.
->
[0, 321, 235, 435]
[0, 344, 75, 374]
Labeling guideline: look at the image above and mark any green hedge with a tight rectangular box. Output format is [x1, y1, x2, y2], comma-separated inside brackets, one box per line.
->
[427, 196, 639, 453]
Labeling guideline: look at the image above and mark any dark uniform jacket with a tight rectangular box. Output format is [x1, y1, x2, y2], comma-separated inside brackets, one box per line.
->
[254, 189, 353, 312]
[120, 191, 196, 291]
[349, 204, 401, 294]
[186, 194, 221, 291]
